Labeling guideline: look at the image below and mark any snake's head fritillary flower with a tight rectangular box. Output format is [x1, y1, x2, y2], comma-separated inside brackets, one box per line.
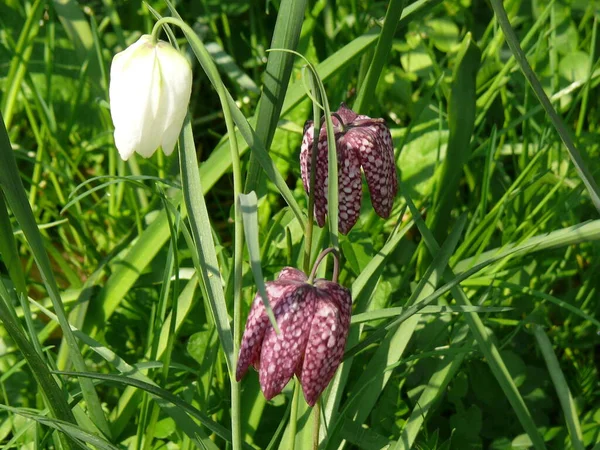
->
[236, 254, 351, 406]
[300, 103, 398, 234]
[109, 35, 192, 161]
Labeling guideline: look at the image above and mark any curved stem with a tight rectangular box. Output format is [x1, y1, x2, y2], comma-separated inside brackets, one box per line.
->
[151, 16, 244, 450]
[289, 380, 301, 450]
[308, 247, 340, 284]
[303, 75, 322, 274]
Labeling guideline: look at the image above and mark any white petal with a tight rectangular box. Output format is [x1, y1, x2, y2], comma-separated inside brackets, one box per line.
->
[109, 35, 160, 160]
[109, 35, 192, 160]
[155, 41, 192, 156]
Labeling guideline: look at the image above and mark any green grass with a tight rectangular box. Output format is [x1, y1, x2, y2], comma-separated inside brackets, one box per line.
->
[1, 0, 600, 449]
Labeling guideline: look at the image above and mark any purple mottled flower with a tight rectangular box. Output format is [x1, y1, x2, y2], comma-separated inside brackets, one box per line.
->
[236, 260, 351, 406]
[300, 103, 398, 234]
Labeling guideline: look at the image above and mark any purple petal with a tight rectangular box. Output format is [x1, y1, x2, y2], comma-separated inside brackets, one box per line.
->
[350, 120, 397, 218]
[337, 142, 362, 234]
[314, 279, 352, 323]
[277, 267, 308, 283]
[299, 283, 351, 406]
[236, 280, 302, 381]
[300, 121, 329, 227]
[300, 121, 314, 195]
[335, 103, 358, 125]
[259, 285, 315, 401]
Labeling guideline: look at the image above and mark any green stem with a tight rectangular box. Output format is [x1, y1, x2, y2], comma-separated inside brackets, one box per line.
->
[289, 380, 301, 450]
[308, 248, 340, 284]
[303, 75, 322, 274]
[312, 401, 320, 450]
[151, 17, 244, 450]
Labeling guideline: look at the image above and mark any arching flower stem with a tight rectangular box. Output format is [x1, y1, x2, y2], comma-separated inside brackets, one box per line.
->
[308, 247, 340, 284]
[150, 16, 244, 450]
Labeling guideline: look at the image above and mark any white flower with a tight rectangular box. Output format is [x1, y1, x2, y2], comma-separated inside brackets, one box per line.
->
[109, 35, 192, 161]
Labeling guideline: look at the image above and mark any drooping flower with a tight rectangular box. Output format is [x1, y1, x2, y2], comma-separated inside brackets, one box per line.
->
[236, 255, 352, 406]
[109, 34, 192, 161]
[300, 103, 398, 234]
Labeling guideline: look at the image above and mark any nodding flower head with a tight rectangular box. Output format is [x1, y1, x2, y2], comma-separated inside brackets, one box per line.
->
[300, 103, 398, 234]
[236, 250, 351, 406]
[109, 35, 192, 161]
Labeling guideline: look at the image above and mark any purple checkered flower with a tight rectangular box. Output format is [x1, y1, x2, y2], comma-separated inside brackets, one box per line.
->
[300, 103, 398, 234]
[236, 251, 351, 406]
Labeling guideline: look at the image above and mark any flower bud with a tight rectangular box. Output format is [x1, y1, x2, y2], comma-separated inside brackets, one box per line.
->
[109, 35, 192, 161]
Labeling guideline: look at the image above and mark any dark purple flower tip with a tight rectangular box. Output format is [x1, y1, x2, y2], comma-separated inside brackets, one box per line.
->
[300, 103, 398, 234]
[236, 267, 352, 406]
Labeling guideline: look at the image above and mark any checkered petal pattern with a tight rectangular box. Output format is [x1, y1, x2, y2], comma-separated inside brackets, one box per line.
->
[300, 103, 398, 233]
[236, 268, 352, 406]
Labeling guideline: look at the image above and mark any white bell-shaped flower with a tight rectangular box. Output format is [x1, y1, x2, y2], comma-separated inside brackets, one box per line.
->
[109, 35, 192, 161]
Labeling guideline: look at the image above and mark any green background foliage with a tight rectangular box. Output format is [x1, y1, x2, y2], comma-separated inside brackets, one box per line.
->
[0, 0, 599, 449]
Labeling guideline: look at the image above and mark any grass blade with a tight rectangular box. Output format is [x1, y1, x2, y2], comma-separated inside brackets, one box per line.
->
[239, 192, 279, 332]
[489, 0, 600, 213]
[0, 111, 111, 438]
[533, 326, 585, 450]
[353, 0, 407, 113]
[405, 193, 547, 450]
[0, 405, 117, 450]
[0, 281, 76, 448]
[325, 215, 466, 449]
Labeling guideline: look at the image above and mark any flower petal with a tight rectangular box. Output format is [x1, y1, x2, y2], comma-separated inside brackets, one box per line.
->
[300, 121, 329, 227]
[155, 41, 193, 155]
[351, 119, 397, 218]
[299, 283, 351, 406]
[110, 35, 160, 160]
[300, 120, 314, 195]
[334, 103, 358, 125]
[259, 285, 315, 401]
[277, 267, 308, 283]
[236, 280, 301, 381]
[337, 141, 362, 234]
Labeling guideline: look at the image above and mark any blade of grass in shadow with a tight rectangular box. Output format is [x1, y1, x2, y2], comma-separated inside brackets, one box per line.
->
[239, 192, 279, 332]
[427, 34, 480, 246]
[324, 216, 466, 449]
[0, 282, 77, 449]
[0, 192, 53, 380]
[322, 212, 413, 435]
[393, 331, 471, 449]
[351, 305, 513, 324]
[405, 193, 547, 450]
[0, 111, 111, 438]
[57, 371, 229, 450]
[50, 0, 102, 90]
[489, 0, 600, 213]
[0, 405, 116, 450]
[33, 300, 229, 449]
[1, 0, 44, 129]
[178, 116, 234, 370]
[245, 0, 308, 192]
[533, 326, 585, 450]
[352, 0, 407, 113]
